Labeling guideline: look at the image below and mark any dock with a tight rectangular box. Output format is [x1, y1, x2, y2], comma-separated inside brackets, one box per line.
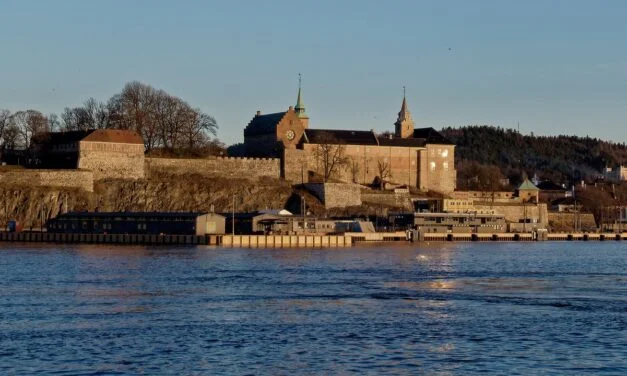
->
[0, 231, 624, 247]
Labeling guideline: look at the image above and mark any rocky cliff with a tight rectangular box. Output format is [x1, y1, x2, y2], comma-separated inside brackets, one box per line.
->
[1, 174, 297, 228]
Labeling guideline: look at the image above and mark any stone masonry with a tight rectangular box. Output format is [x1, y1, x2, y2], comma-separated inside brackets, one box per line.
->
[78, 141, 145, 180]
[0, 170, 94, 192]
[145, 157, 281, 180]
[305, 183, 362, 208]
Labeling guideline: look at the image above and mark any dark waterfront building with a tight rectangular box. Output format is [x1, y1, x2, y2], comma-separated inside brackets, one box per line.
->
[47, 212, 225, 235]
[388, 212, 507, 233]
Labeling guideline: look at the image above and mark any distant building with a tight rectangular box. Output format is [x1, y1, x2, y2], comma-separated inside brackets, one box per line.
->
[604, 166, 627, 181]
[516, 179, 540, 203]
[223, 211, 373, 235]
[47, 212, 225, 235]
[388, 212, 506, 233]
[536, 180, 569, 203]
[550, 197, 580, 213]
[31, 129, 145, 180]
[243, 82, 456, 193]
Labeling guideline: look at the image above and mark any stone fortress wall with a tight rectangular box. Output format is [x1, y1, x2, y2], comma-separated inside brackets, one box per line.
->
[284, 144, 456, 194]
[78, 141, 145, 180]
[0, 156, 280, 193]
[145, 156, 281, 180]
[0, 169, 94, 192]
[304, 183, 363, 208]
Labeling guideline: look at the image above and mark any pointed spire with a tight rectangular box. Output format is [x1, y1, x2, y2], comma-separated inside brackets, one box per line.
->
[397, 86, 412, 123]
[395, 86, 414, 138]
[295, 73, 308, 119]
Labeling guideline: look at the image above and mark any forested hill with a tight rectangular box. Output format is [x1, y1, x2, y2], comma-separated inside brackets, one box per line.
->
[440, 126, 627, 184]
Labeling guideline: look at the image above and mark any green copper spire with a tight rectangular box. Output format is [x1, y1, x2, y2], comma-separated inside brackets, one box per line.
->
[295, 73, 308, 119]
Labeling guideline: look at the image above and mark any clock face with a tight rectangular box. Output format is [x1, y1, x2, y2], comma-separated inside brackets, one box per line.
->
[286, 130, 295, 141]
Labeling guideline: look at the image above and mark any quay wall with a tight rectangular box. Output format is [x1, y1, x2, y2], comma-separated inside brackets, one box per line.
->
[1, 231, 625, 245]
[145, 156, 281, 180]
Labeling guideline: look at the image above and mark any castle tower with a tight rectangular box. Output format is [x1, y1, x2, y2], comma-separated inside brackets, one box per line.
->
[394, 88, 414, 138]
[295, 73, 309, 128]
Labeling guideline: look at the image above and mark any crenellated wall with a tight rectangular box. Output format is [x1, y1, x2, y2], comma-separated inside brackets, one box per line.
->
[145, 156, 281, 180]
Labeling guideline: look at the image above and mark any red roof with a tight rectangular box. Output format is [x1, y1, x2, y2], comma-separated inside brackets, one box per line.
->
[81, 129, 144, 144]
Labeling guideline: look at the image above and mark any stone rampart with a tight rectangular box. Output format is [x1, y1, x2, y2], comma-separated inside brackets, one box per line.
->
[0, 169, 93, 192]
[474, 202, 548, 227]
[305, 183, 362, 208]
[78, 141, 145, 180]
[548, 212, 597, 232]
[361, 192, 414, 210]
[145, 156, 281, 180]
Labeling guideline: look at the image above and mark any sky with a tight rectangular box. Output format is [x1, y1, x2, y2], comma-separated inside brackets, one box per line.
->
[1, 0, 626, 145]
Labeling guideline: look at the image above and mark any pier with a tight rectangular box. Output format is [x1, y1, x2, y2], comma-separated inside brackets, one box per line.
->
[0, 231, 624, 247]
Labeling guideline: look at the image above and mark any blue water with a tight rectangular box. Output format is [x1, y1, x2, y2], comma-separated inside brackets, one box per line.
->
[0, 242, 626, 375]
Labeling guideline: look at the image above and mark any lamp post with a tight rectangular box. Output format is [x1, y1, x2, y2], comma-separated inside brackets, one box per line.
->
[232, 194, 235, 236]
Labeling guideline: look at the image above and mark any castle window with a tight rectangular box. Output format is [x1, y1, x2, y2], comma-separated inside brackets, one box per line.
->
[430, 162, 436, 171]
[443, 162, 449, 171]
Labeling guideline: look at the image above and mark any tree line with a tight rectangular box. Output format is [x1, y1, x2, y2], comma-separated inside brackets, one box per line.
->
[440, 125, 627, 185]
[0, 81, 222, 156]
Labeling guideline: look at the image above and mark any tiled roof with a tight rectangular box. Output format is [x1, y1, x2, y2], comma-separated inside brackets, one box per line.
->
[378, 137, 427, 147]
[57, 211, 210, 219]
[412, 127, 453, 144]
[536, 181, 567, 191]
[82, 129, 144, 144]
[32, 130, 94, 145]
[244, 112, 286, 136]
[304, 129, 378, 145]
[33, 129, 144, 145]
[518, 179, 539, 191]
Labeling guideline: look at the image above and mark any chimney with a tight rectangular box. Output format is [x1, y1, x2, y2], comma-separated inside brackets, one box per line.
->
[256, 110, 261, 117]
[289, 105, 294, 111]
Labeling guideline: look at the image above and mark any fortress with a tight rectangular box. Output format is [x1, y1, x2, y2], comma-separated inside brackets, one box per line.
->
[15, 84, 456, 195]
[244, 83, 457, 193]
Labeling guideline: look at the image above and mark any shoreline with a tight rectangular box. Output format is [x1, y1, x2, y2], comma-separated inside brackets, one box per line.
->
[0, 231, 625, 247]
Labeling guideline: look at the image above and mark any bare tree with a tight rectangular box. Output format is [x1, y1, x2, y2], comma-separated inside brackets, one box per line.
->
[349, 158, 361, 183]
[311, 132, 348, 182]
[181, 110, 218, 149]
[376, 158, 391, 189]
[9, 110, 48, 149]
[47, 113, 60, 132]
[0, 109, 10, 148]
[1, 81, 220, 156]
[120, 81, 157, 144]
[2, 125, 19, 151]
